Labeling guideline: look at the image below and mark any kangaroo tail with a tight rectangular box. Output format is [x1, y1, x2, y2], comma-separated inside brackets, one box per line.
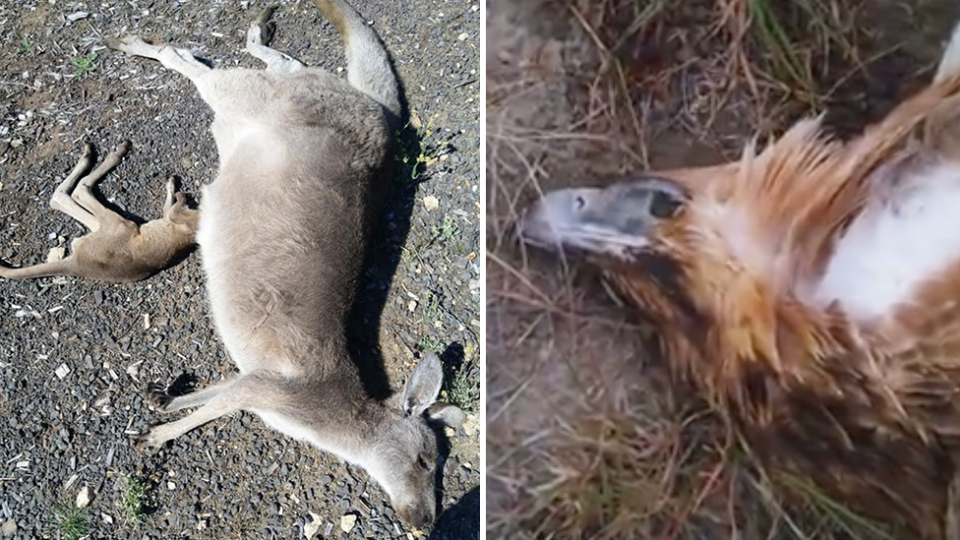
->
[0, 258, 77, 281]
[312, 0, 402, 117]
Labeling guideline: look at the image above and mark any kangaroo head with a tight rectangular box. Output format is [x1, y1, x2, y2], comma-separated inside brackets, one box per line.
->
[165, 194, 200, 231]
[367, 354, 464, 529]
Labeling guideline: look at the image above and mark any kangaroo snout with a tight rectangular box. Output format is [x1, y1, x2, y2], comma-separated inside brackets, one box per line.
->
[397, 504, 434, 530]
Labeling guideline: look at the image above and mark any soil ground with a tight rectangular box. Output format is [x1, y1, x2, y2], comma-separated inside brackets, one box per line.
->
[487, 0, 959, 538]
[0, 1, 480, 539]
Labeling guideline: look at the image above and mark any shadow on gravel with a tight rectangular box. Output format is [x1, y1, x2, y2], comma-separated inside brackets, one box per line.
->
[431, 486, 480, 540]
[346, 75, 440, 401]
[439, 342, 466, 377]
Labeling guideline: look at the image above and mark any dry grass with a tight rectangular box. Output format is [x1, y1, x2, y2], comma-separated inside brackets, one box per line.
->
[487, 0, 939, 538]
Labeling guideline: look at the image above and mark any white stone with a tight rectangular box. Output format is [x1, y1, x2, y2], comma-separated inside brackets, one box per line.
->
[75, 486, 91, 508]
[303, 512, 322, 539]
[55, 363, 70, 380]
[340, 514, 357, 533]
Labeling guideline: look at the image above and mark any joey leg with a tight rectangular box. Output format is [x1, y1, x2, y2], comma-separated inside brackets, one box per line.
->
[49, 143, 99, 231]
[162, 177, 176, 214]
[70, 140, 131, 223]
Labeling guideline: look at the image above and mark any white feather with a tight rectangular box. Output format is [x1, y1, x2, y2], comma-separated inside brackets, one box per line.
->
[936, 20, 960, 83]
[803, 162, 960, 322]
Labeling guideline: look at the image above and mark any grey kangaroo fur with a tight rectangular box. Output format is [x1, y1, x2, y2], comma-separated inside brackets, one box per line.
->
[106, 0, 463, 529]
[0, 140, 198, 283]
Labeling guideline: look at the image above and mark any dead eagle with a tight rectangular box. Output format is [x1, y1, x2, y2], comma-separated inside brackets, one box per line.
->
[518, 21, 960, 539]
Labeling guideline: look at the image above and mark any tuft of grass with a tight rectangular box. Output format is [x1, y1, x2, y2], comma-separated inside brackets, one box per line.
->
[118, 476, 149, 526]
[420, 291, 444, 327]
[776, 472, 899, 540]
[20, 38, 34, 54]
[718, 0, 859, 107]
[491, 403, 722, 539]
[70, 52, 98, 79]
[742, 0, 810, 90]
[432, 215, 460, 244]
[50, 504, 89, 540]
[443, 361, 479, 412]
[416, 335, 444, 353]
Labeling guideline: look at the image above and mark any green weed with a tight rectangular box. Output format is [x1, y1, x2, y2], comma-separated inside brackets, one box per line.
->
[442, 361, 479, 412]
[70, 52, 98, 79]
[432, 215, 460, 244]
[416, 335, 444, 353]
[737, 0, 855, 102]
[394, 111, 444, 182]
[776, 472, 898, 540]
[50, 504, 89, 540]
[420, 292, 444, 326]
[118, 476, 148, 526]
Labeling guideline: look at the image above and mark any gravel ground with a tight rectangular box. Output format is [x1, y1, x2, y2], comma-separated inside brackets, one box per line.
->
[0, 1, 480, 539]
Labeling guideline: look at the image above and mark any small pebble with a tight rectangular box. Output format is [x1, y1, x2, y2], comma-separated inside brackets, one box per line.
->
[55, 363, 70, 380]
[303, 512, 321, 539]
[339, 513, 357, 533]
[75, 486, 91, 508]
[422, 196, 439, 211]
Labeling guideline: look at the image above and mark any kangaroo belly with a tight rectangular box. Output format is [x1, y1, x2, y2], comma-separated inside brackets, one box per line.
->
[196, 129, 363, 377]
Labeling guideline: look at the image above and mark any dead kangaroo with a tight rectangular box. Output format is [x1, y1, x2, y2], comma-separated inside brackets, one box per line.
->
[0, 140, 198, 283]
[107, 0, 463, 529]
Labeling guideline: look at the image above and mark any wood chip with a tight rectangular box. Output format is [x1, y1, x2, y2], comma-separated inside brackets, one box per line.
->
[63, 474, 79, 490]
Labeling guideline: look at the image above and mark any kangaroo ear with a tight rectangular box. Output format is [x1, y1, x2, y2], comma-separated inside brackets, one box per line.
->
[400, 353, 443, 417]
[426, 402, 464, 427]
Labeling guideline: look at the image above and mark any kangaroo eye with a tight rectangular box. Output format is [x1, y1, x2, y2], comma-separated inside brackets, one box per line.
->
[417, 455, 432, 471]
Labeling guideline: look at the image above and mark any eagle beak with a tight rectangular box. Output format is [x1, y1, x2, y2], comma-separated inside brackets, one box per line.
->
[516, 178, 686, 259]
[516, 187, 600, 253]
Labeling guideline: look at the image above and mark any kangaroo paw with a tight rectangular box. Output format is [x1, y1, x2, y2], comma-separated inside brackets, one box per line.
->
[145, 382, 172, 412]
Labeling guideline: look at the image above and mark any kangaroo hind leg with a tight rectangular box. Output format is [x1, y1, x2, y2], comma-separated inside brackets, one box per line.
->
[244, 7, 304, 75]
[106, 35, 211, 83]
